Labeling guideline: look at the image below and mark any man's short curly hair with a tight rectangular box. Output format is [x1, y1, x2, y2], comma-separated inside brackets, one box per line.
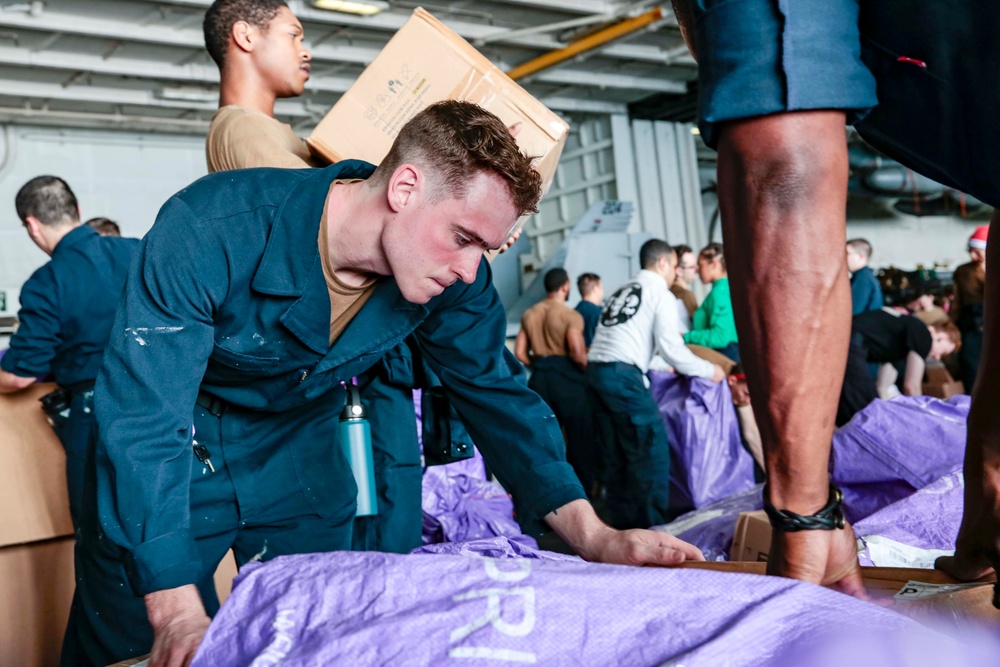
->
[370, 100, 543, 218]
[203, 0, 287, 68]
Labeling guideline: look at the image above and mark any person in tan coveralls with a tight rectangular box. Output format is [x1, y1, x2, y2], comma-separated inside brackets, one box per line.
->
[203, 0, 320, 172]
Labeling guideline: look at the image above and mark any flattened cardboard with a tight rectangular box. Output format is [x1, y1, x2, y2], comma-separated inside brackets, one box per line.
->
[0, 384, 73, 547]
[679, 560, 999, 629]
[307, 8, 569, 216]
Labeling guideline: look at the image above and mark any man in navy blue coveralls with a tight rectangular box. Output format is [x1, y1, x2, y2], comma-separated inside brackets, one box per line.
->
[67, 102, 705, 667]
[0, 176, 137, 526]
[671, 0, 1000, 599]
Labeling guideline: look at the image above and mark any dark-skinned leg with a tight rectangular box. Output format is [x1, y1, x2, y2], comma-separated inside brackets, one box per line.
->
[717, 110, 865, 597]
[937, 209, 1000, 605]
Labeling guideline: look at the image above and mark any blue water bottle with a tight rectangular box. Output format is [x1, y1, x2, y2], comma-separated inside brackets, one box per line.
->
[339, 383, 378, 517]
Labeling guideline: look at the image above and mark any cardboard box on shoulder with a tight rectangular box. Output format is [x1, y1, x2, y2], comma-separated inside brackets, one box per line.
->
[307, 7, 570, 245]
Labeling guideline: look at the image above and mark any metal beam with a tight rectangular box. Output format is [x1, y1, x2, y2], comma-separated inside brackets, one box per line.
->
[0, 44, 357, 94]
[507, 7, 667, 80]
[0, 76, 625, 116]
[536, 96, 627, 114]
[0, 10, 377, 61]
[154, 0, 622, 14]
[0, 40, 678, 97]
[0, 9, 691, 91]
[469, 0, 620, 13]
[527, 68, 686, 94]
[0, 79, 316, 117]
[125, 0, 694, 65]
[0, 105, 211, 133]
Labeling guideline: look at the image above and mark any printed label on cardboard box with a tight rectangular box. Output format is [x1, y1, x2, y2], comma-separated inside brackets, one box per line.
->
[894, 580, 992, 601]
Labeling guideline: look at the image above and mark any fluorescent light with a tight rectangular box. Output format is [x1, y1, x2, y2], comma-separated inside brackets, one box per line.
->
[311, 0, 388, 15]
[690, 126, 700, 135]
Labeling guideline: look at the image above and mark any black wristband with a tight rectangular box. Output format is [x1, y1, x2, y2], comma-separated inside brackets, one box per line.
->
[763, 484, 846, 532]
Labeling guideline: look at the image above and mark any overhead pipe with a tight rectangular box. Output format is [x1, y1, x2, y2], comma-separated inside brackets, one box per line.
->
[506, 6, 665, 81]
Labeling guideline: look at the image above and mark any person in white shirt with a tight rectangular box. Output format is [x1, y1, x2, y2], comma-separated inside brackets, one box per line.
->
[587, 239, 725, 528]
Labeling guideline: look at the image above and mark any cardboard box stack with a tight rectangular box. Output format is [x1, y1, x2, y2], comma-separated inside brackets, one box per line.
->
[0, 386, 239, 667]
[307, 7, 570, 249]
[0, 384, 75, 667]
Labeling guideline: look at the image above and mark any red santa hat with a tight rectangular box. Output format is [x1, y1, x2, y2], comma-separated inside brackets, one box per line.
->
[969, 225, 989, 250]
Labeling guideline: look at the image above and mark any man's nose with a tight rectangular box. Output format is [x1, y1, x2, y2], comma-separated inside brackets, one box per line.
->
[455, 253, 479, 284]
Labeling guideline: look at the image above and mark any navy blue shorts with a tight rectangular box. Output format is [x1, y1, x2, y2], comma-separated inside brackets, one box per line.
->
[693, 0, 877, 148]
[694, 0, 1000, 207]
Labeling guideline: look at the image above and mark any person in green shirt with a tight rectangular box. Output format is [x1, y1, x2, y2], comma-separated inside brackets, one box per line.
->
[684, 243, 740, 362]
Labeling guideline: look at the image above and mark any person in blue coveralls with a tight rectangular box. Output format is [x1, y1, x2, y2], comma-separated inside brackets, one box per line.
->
[846, 239, 883, 316]
[64, 101, 706, 667]
[0, 176, 138, 526]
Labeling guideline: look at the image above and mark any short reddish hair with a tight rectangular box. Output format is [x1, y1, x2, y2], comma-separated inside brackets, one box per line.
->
[930, 319, 962, 352]
[370, 100, 542, 218]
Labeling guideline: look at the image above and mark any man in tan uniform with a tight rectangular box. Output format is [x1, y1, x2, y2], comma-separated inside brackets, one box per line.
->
[204, 0, 320, 172]
[516, 268, 599, 497]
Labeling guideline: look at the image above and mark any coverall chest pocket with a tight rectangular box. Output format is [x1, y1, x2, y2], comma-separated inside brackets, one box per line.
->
[208, 343, 282, 384]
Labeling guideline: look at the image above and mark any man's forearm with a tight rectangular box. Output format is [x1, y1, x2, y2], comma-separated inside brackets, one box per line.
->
[902, 352, 925, 396]
[145, 584, 206, 629]
[544, 499, 614, 561]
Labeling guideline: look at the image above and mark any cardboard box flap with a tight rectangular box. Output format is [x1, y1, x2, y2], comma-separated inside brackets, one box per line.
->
[413, 8, 568, 141]
[306, 7, 568, 191]
[0, 384, 73, 548]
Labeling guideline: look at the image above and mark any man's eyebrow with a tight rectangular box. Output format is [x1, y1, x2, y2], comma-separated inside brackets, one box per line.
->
[455, 225, 493, 250]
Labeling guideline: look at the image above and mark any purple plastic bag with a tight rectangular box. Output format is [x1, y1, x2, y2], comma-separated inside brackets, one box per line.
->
[421, 467, 537, 549]
[657, 484, 764, 561]
[192, 538, 928, 667]
[831, 395, 968, 523]
[413, 535, 577, 561]
[660, 396, 969, 562]
[649, 370, 756, 510]
[855, 471, 964, 567]
[418, 387, 517, 546]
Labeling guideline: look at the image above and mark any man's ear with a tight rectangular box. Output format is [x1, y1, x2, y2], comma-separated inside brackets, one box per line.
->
[231, 20, 256, 53]
[23, 215, 45, 246]
[386, 164, 420, 213]
[727, 375, 737, 389]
